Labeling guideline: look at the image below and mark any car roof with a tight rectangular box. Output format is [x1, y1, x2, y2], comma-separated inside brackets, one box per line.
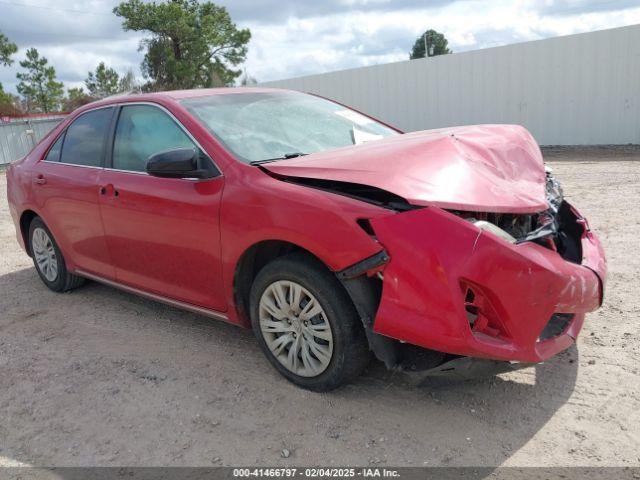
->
[70, 87, 295, 115]
[162, 87, 286, 99]
[98, 87, 290, 104]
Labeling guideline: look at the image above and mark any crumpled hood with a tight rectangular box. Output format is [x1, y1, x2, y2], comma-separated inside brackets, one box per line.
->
[262, 124, 548, 213]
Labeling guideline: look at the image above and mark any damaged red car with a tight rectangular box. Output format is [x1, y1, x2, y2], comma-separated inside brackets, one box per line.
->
[7, 88, 606, 391]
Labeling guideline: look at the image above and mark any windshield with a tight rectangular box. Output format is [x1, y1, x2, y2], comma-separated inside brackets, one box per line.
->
[181, 91, 399, 164]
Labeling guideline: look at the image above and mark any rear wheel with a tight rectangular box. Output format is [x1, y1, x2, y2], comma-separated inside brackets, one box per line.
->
[29, 217, 85, 292]
[250, 253, 370, 391]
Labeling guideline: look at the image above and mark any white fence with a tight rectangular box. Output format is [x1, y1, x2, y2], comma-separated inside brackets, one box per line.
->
[0, 118, 63, 165]
[262, 25, 640, 146]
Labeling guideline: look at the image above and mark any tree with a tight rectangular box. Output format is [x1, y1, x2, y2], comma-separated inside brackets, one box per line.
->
[0, 31, 17, 66]
[0, 89, 23, 116]
[1, 30, 18, 108]
[16, 48, 64, 113]
[239, 69, 257, 86]
[113, 0, 251, 91]
[118, 68, 141, 93]
[410, 29, 452, 59]
[62, 87, 95, 111]
[85, 62, 120, 98]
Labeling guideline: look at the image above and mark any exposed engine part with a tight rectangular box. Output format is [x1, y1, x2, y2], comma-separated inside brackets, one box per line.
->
[449, 170, 582, 261]
[472, 220, 517, 244]
[454, 211, 540, 241]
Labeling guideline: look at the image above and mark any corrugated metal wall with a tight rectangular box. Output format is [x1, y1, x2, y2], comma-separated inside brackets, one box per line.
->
[261, 25, 640, 145]
[0, 118, 62, 165]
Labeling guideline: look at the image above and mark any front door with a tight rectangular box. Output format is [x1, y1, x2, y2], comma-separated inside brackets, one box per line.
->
[97, 104, 226, 311]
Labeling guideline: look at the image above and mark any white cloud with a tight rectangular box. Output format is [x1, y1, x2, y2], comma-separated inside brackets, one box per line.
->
[240, 0, 640, 82]
[0, 0, 144, 93]
[0, 0, 639, 93]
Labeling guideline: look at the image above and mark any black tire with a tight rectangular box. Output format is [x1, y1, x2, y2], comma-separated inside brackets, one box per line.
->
[250, 252, 370, 391]
[28, 217, 85, 292]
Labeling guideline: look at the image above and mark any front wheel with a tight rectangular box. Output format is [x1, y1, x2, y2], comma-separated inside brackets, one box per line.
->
[250, 253, 370, 391]
[29, 217, 85, 292]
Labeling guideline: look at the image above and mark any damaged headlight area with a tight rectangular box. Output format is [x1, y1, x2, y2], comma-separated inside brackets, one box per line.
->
[510, 167, 564, 243]
[454, 209, 551, 245]
[544, 165, 564, 213]
[471, 220, 517, 244]
[450, 168, 583, 263]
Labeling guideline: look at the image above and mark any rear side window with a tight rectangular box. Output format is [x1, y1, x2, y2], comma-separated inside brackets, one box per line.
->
[112, 105, 196, 172]
[44, 134, 64, 162]
[59, 107, 113, 167]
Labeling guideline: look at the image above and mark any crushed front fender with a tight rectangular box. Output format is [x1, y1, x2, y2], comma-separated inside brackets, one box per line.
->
[370, 205, 606, 363]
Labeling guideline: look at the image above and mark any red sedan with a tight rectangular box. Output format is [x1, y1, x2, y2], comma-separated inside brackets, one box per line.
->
[6, 88, 606, 391]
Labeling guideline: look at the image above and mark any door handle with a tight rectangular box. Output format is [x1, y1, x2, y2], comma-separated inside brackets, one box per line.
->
[34, 174, 46, 185]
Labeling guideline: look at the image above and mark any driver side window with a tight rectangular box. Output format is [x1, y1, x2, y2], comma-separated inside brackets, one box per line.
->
[112, 105, 196, 172]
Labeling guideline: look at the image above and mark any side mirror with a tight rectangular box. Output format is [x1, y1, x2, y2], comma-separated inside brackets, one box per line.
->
[146, 148, 210, 179]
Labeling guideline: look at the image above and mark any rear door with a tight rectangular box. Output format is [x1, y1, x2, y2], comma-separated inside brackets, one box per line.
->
[97, 103, 226, 311]
[30, 107, 115, 278]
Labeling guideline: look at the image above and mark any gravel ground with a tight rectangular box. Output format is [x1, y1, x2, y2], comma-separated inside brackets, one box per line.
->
[0, 150, 639, 467]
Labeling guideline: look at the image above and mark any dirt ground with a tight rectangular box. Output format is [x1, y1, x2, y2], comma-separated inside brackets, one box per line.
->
[0, 149, 639, 467]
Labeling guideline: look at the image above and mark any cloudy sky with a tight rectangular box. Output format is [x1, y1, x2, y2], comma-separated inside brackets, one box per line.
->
[0, 0, 639, 93]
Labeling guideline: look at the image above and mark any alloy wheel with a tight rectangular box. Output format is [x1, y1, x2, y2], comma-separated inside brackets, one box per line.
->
[32, 227, 58, 282]
[259, 280, 334, 377]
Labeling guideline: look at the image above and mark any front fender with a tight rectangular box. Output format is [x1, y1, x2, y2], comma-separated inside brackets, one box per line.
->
[219, 170, 389, 325]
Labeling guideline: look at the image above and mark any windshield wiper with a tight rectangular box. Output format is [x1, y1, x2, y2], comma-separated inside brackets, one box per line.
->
[250, 152, 307, 165]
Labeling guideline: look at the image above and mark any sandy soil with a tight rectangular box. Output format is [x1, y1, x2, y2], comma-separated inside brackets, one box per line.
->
[0, 151, 638, 467]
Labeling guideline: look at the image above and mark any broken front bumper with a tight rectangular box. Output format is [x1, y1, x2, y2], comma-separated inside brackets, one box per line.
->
[369, 203, 606, 364]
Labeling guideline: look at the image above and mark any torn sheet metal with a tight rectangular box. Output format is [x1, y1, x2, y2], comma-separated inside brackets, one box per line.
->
[418, 357, 532, 384]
